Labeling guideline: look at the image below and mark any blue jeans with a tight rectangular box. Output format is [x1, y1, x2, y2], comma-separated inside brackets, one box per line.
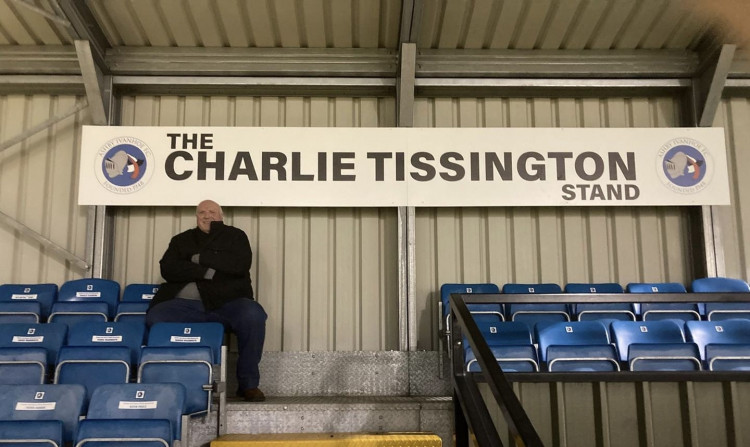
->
[146, 297, 267, 390]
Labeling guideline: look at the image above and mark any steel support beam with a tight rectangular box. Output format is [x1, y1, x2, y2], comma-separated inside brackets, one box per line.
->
[0, 75, 84, 94]
[690, 44, 735, 278]
[56, 0, 110, 69]
[75, 40, 109, 125]
[106, 47, 397, 77]
[9, 0, 71, 27]
[397, 43, 417, 351]
[0, 100, 88, 153]
[0, 46, 80, 74]
[0, 210, 89, 271]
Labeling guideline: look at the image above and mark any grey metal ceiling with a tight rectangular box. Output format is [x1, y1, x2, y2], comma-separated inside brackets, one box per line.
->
[0, 0, 715, 50]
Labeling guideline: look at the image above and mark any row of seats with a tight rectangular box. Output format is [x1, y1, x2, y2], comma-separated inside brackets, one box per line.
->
[0, 382, 186, 447]
[441, 278, 750, 330]
[464, 319, 750, 373]
[0, 321, 224, 416]
[0, 280, 158, 324]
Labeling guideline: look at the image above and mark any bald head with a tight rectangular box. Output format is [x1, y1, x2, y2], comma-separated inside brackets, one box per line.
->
[196, 200, 223, 233]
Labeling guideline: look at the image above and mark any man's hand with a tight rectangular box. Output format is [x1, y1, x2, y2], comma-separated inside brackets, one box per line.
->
[191, 253, 200, 264]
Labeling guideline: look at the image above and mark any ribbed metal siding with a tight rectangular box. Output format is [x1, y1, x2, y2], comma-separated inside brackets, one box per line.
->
[0, 1, 71, 45]
[418, 0, 709, 50]
[713, 97, 750, 281]
[0, 94, 89, 284]
[88, 0, 401, 48]
[414, 96, 692, 350]
[114, 95, 399, 351]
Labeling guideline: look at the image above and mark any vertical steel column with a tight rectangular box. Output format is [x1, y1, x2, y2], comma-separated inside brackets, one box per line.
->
[397, 42, 417, 351]
[690, 44, 736, 277]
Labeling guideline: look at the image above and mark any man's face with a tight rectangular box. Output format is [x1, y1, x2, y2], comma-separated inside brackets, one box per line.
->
[196, 200, 222, 233]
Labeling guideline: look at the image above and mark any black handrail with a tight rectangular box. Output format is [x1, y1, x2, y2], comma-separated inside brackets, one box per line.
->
[448, 291, 750, 446]
[450, 293, 544, 447]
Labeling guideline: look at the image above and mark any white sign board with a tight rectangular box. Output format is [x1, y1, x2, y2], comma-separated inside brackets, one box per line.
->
[79, 126, 730, 207]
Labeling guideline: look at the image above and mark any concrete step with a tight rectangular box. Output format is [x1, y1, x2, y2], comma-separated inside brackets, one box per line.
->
[189, 396, 452, 447]
[211, 432, 443, 446]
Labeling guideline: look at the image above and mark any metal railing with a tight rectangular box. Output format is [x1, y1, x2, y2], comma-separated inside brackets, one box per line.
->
[449, 291, 750, 446]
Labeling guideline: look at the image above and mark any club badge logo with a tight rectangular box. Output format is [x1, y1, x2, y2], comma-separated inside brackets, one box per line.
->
[95, 137, 154, 194]
[657, 138, 713, 194]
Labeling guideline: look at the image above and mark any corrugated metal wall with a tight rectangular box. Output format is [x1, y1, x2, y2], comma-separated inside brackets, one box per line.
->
[482, 380, 750, 447]
[713, 96, 750, 281]
[0, 94, 89, 284]
[114, 95, 400, 351]
[414, 96, 694, 350]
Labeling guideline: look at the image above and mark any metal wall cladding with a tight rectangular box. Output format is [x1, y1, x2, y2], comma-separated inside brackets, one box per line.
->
[483, 380, 750, 447]
[413, 96, 693, 350]
[114, 95, 399, 352]
[87, 0, 401, 48]
[417, 0, 711, 50]
[0, 1, 71, 45]
[713, 97, 750, 281]
[0, 94, 89, 284]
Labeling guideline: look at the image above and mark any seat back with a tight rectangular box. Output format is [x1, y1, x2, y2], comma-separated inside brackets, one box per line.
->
[0, 323, 67, 366]
[626, 282, 687, 293]
[565, 283, 624, 294]
[628, 343, 702, 371]
[535, 321, 610, 363]
[86, 383, 186, 441]
[0, 301, 41, 323]
[58, 278, 120, 318]
[114, 301, 150, 323]
[502, 283, 562, 294]
[147, 322, 225, 364]
[691, 277, 750, 293]
[67, 321, 146, 366]
[122, 283, 160, 302]
[0, 420, 63, 447]
[0, 347, 48, 385]
[440, 283, 500, 319]
[0, 283, 57, 320]
[0, 384, 86, 444]
[611, 320, 685, 363]
[139, 345, 214, 415]
[48, 301, 110, 328]
[685, 320, 750, 360]
[75, 418, 172, 447]
[54, 346, 131, 404]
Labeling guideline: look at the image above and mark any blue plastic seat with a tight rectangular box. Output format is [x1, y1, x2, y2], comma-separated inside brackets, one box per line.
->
[535, 321, 619, 371]
[440, 283, 502, 331]
[122, 283, 160, 302]
[565, 283, 635, 322]
[54, 346, 131, 404]
[692, 277, 750, 321]
[146, 322, 225, 365]
[57, 278, 121, 320]
[114, 301, 150, 323]
[611, 320, 686, 363]
[0, 420, 64, 447]
[48, 301, 109, 328]
[66, 321, 146, 366]
[628, 343, 702, 371]
[463, 320, 538, 372]
[139, 345, 214, 415]
[0, 323, 67, 377]
[0, 347, 48, 384]
[626, 282, 699, 321]
[78, 383, 186, 446]
[0, 301, 41, 323]
[685, 320, 750, 370]
[503, 283, 569, 327]
[0, 383, 86, 446]
[0, 283, 57, 320]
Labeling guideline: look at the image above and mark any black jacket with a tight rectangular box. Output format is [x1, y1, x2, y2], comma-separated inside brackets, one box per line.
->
[150, 221, 254, 311]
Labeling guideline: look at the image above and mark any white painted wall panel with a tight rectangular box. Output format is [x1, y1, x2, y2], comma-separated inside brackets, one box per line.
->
[0, 94, 89, 284]
[713, 97, 750, 281]
[114, 95, 399, 352]
[414, 96, 693, 349]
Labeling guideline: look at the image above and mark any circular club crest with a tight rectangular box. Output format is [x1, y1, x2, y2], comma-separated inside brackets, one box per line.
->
[656, 138, 713, 194]
[94, 137, 154, 194]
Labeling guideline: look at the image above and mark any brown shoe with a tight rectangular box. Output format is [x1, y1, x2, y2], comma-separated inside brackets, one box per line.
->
[240, 388, 265, 402]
